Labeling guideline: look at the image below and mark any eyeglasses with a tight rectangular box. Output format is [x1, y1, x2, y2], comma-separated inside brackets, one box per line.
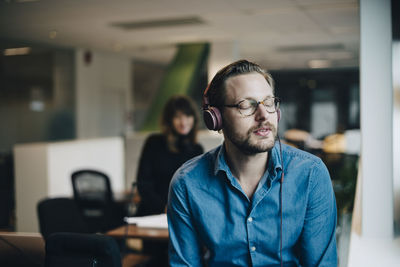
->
[224, 97, 281, 117]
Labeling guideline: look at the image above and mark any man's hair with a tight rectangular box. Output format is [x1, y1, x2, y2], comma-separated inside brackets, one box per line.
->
[161, 95, 199, 152]
[206, 59, 274, 107]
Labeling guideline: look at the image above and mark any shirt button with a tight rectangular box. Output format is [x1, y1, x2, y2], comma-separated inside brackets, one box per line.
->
[248, 217, 253, 222]
[251, 246, 256, 251]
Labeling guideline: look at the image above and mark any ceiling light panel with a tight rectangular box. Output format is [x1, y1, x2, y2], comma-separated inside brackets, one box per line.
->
[111, 16, 205, 30]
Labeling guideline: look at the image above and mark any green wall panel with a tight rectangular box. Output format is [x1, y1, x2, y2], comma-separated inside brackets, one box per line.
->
[141, 43, 209, 131]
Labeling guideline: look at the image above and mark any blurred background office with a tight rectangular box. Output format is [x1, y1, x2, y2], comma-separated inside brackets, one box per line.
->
[0, 0, 398, 266]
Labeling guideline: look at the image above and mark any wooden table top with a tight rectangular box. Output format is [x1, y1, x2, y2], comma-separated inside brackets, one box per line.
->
[106, 224, 169, 241]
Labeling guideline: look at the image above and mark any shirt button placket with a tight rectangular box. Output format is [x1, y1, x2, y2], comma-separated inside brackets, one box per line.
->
[247, 216, 256, 258]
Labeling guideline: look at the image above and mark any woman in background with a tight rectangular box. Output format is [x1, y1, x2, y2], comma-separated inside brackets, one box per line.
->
[135, 95, 203, 267]
[136, 95, 204, 216]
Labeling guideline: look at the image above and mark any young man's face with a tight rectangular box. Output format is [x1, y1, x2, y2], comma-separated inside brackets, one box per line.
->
[222, 72, 278, 154]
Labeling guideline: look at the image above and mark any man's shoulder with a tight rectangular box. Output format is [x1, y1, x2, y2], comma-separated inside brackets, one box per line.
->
[280, 143, 332, 187]
[176, 146, 219, 176]
[171, 146, 220, 185]
[281, 143, 324, 167]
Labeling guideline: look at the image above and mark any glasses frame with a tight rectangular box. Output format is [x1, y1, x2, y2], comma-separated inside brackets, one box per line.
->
[224, 97, 281, 117]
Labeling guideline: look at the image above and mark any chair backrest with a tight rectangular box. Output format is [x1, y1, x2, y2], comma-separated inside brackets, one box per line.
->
[37, 197, 90, 240]
[45, 232, 122, 267]
[71, 170, 124, 233]
[71, 170, 113, 203]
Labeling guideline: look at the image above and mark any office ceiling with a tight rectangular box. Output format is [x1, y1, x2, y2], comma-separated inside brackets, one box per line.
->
[0, 0, 359, 70]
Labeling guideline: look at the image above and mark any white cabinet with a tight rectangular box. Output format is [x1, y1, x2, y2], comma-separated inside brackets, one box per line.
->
[13, 137, 125, 232]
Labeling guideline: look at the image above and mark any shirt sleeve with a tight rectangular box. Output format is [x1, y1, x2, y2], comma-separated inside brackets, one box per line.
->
[167, 174, 203, 267]
[298, 159, 338, 267]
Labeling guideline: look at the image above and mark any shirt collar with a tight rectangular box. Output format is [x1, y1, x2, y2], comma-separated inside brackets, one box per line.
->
[214, 144, 230, 176]
[268, 141, 283, 180]
[214, 141, 283, 181]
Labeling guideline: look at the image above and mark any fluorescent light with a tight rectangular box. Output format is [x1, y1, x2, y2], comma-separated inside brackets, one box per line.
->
[3, 47, 31, 56]
[308, 59, 332, 69]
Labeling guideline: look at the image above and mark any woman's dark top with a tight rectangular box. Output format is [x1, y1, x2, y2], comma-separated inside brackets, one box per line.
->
[136, 133, 203, 216]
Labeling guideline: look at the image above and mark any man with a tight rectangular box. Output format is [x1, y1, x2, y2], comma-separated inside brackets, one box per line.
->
[167, 60, 337, 266]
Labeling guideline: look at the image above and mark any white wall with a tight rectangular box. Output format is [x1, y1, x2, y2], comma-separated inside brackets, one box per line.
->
[208, 42, 239, 82]
[47, 138, 125, 197]
[75, 49, 133, 139]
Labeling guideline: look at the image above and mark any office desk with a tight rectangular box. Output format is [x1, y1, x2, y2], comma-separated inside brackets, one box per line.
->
[0, 232, 45, 266]
[106, 224, 168, 241]
[107, 224, 168, 267]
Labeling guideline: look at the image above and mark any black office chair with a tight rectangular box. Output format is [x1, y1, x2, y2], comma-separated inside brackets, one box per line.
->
[45, 232, 122, 267]
[37, 197, 90, 240]
[71, 169, 124, 233]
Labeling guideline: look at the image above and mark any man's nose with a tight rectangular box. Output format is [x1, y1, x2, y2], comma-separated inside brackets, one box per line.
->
[254, 103, 269, 121]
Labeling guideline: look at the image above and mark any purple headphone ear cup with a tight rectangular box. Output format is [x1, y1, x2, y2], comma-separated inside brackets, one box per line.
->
[203, 106, 222, 131]
[211, 107, 223, 130]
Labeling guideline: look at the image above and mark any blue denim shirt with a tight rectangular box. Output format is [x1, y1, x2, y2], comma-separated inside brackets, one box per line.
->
[168, 142, 337, 267]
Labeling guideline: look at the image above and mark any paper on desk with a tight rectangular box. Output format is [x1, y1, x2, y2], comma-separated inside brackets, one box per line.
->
[124, 213, 168, 229]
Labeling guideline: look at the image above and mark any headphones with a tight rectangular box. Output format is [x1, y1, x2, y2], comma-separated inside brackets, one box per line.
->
[202, 86, 223, 131]
[202, 85, 281, 131]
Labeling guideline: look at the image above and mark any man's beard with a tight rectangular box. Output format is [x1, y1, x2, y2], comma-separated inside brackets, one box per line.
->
[224, 123, 277, 155]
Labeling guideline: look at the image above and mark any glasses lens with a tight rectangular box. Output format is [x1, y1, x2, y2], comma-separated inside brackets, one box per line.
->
[238, 99, 257, 116]
[236, 98, 280, 116]
[263, 98, 275, 113]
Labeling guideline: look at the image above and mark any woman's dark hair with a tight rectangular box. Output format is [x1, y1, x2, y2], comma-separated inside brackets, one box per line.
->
[161, 95, 199, 152]
[206, 59, 275, 108]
